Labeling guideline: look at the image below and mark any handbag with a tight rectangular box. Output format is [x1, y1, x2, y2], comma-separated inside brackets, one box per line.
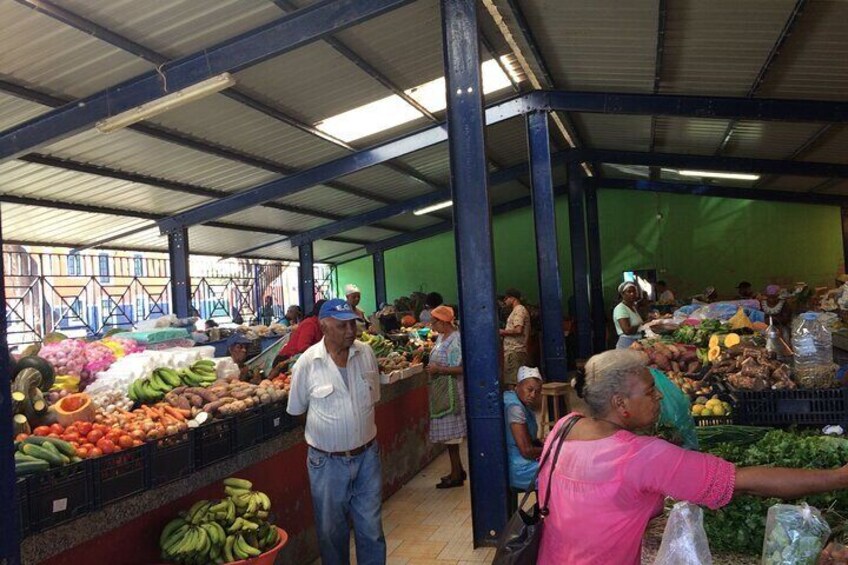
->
[428, 374, 457, 418]
[492, 415, 583, 565]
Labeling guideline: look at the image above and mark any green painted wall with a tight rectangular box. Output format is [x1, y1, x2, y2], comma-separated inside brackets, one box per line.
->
[336, 190, 843, 315]
[335, 255, 377, 313]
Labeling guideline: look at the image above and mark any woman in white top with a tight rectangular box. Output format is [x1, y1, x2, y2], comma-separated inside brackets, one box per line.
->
[613, 281, 644, 349]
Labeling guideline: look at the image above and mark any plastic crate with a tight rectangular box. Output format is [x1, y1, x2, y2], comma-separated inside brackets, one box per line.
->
[194, 418, 235, 469]
[150, 431, 194, 487]
[262, 400, 294, 440]
[235, 408, 265, 451]
[735, 388, 848, 428]
[17, 477, 29, 538]
[92, 444, 150, 507]
[694, 415, 735, 427]
[27, 461, 93, 532]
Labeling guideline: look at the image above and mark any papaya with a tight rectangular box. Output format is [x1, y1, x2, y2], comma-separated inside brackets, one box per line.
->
[723, 333, 741, 348]
[708, 346, 721, 362]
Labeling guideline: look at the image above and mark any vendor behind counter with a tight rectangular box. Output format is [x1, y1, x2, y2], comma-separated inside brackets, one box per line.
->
[227, 333, 253, 379]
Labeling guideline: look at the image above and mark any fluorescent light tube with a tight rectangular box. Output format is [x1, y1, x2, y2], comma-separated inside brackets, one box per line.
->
[677, 170, 760, 181]
[96, 73, 236, 133]
[413, 200, 453, 215]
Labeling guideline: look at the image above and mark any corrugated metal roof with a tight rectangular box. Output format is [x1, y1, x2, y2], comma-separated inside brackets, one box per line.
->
[44, 128, 280, 192]
[801, 126, 848, 164]
[601, 164, 651, 180]
[661, 0, 798, 96]
[398, 144, 451, 185]
[518, 0, 657, 92]
[821, 180, 848, 197]
[574, 114, 653, 152]
[337, 166, 434, 201]
[653, 117, 731, 156]
[337, 226, 400, 242]
[56, 0, 281, 60]
[0, 160, 208, 214]
[314, 240, 363, 262]
[219, 207, 331, 236]
[0, 92, 48, 131]
[758, 1, 848, 101]
[0, 1, 152, 98]
[148, 94, 348, 170]
[276, 186, 382, 218]
[487, 118, 528, 167]
[725, 121, 823, 159]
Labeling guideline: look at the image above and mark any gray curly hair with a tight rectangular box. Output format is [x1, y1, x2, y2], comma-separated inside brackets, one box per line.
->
[582, 349, 649, 416]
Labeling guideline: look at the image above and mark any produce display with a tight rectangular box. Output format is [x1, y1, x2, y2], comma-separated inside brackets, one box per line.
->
[159, 477, 280, 564]
[15, 421, 144, 468]
[705, 346, 794, 391]
[631, 341, 704, 375]
[161, 377, 287, 419]
[14, 435, 81, 475]
[360, 332, 424, 374]
[128, 360, 218, 403]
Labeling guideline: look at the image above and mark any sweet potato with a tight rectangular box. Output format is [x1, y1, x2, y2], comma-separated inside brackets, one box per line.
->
[653, 353, 671, 370]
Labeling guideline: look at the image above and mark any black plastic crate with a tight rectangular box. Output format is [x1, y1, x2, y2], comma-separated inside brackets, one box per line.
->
[92, 444, 150, 507]
[150, 431, 194, 487]
[263, 400, 294, 440]
[194, 418, 235, 469]
[27, 461, 93, 532]
[735, 388, 848, 428]
[17, 477, 29, 538]
[235, 408, 264, 451]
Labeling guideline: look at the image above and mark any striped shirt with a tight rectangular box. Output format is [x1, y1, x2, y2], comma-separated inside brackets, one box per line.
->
[287, 338, 380, 452]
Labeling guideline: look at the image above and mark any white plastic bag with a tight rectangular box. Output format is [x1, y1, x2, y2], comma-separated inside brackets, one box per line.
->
[761, 503, 830, 565]
[654, 502, 713, 565]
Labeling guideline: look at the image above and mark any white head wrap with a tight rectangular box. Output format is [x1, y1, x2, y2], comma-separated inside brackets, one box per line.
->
[517, 366, 542, 383]
[344, 284, 361, 296]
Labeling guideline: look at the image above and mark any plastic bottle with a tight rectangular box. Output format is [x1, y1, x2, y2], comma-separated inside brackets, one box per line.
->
[792, 312, 833, 372]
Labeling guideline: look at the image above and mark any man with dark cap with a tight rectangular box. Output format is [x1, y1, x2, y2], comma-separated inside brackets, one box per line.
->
[736, 281, 754, 300]
[499, 288, 530, 388]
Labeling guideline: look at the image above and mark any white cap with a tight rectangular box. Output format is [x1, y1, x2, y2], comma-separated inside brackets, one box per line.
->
[517, 366, 542, 383]
[344, 284, 361, 296]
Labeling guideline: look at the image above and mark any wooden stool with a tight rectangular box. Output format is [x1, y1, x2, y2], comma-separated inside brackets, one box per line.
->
[540, 382, 571, 438]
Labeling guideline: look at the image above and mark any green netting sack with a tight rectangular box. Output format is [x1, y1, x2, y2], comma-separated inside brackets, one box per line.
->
[650, 368, 699, 450]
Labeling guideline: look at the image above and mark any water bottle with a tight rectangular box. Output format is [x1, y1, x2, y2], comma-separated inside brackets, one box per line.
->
[792, 312, 834, 386]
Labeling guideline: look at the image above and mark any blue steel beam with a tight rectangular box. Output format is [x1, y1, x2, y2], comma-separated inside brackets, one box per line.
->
[568, 163, 592, 360]
[373, 250, 387, 309]
[298, 244, 315, 315]
[0, 209, 20, 563]
[0, 0, 413, 162]
[157, 93, 535, 234]
[168, 228, 191, 318]
[584, 179, 607, 353]
[441, 0, 509, 546]
[527, 112, 567, 381]
[545, 90, 848, 123]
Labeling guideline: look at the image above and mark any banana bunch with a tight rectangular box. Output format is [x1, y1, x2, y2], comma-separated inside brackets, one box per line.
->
[159, 476, 279, 564]
[360, 332, 394, 357]
[129, 360, 217, 404]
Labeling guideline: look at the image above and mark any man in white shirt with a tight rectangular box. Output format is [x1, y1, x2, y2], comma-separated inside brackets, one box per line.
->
[287, 298, 385, 565]
[499, 288, 531, 388]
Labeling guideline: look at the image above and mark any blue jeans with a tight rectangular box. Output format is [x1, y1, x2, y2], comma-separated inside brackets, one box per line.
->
[307, 442, 386, 565]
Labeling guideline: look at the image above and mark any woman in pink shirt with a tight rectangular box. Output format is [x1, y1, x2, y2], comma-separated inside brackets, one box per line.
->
[537, 349, 848, 565]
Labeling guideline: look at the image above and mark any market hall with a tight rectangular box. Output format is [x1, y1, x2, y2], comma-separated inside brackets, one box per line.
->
[2, 0, 848, 563]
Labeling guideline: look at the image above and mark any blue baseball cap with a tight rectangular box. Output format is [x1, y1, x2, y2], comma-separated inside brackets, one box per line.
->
[226, 333, 252, 347]
[319, 298, 359, 321]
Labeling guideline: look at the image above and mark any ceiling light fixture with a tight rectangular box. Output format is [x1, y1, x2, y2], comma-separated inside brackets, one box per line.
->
[413, 200, 453, 215]
[677, 170, 760, 181]
[96, 73, 236, 133]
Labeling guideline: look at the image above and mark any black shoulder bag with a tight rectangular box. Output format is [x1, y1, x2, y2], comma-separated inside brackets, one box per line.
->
[492, 415, 583, 565]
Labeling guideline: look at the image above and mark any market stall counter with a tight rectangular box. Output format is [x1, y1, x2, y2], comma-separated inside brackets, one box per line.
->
[20, 372, 437, 565]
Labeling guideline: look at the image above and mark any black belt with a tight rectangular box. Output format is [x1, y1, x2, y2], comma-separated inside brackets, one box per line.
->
[310, 439, 374, 458]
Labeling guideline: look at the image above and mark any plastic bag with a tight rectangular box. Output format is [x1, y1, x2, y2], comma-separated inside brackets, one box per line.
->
[651, 368, 699, 450]
[654, 502, 712, 565]
[761, 503, 830, 565]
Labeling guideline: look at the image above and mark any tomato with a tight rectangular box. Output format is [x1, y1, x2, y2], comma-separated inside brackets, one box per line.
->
[15, 433, 29, 442]
[94, 424, 109, 433]
[77, 422, 93, 436]
[76, 447, 89, 458]
[96, 438, 115, 455]
[69, 441, 80, 449]
[48, 433, 61, 439]
[33, 426, 51, 437]
[62, 432, 80, 443]
[88, 447, 103, 458]
[107, 430, 123, 442]
[49, 423, 65, 435]
[132, 439, 144, 447]
[116, 435, 134, 449]
[63, 425, 79, 435]
[86, 430, 104, 444]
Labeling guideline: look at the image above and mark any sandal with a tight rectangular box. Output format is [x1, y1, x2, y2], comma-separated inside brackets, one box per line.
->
[436, 477, 464, 489]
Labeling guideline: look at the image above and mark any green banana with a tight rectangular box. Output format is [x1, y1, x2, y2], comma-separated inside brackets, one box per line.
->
[200, 523, 220, 546]
[225, 485, 251, 498]
[224, 476, 253, 491]
[223, 535, 236, 562]
[148, 373, 172, 394]
[160, 517, 187, 547]
[236, 534, 261, 557]
[157, 367, 182, 387]
[228, 517, 245, 533]
[255, 491, 271, 511]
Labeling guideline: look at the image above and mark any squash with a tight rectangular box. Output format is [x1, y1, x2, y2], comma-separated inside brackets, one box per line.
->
[15, 356, 54, 391]
[728, 307, 753, 331]
[708, 346, 722, 362]
[708, 335, 721, 350]
[13, 414, 30, 436]
[723, 333, 741, 348]
[54, 393, 95, 427]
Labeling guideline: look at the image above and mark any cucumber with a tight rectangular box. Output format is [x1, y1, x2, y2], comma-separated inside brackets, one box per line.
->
[16, 459, 50, 475]
[14, 452, 42, 463]
[24, 436, 76, 457]
[21, 443, 65, 467]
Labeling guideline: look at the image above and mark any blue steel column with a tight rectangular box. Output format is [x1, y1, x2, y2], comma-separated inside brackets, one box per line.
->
[373, 250, 387, 310]
[441, 0, 509, 546]
[168, 228, 191, 318]
[842, 207, 848, 274]
[253, 263, 262, 316]
[0, 208, 21, 563]
[298, 243, 315, 316]
[585, 179, 607, 352]
[527, 111, 567, 381]
[567, 164, 592, 359]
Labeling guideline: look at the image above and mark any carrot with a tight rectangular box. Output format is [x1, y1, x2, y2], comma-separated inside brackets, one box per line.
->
[141, 405, 160, 420]
[163, 406, 186, 421]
